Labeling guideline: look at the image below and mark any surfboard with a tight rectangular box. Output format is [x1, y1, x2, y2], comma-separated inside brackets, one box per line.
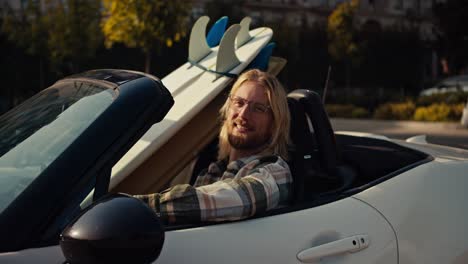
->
[109, 18, 273, 190]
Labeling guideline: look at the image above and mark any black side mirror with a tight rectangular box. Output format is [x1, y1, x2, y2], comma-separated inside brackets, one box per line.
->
[60, 193, 164, 264]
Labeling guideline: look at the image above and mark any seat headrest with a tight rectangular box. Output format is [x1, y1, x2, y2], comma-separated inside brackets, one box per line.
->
[288, 89, 339, 177]
[287, 97, 315, 152]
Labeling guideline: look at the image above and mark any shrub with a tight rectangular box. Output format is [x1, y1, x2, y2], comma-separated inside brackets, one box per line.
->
[325, 104, 370, 118]
[450, 103, 466, 119]
[414, 103, 465, 121]
[373, 101, 415, 120]
[351, 107, 370, 118]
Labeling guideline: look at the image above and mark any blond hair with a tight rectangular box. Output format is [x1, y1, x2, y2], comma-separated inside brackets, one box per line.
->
[218, 69, 290, 161]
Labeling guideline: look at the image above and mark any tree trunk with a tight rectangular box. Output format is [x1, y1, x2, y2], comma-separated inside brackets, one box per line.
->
[39, 58, 45, 90]
[145, 50, 152, 73]
[345, 58, 351, 89]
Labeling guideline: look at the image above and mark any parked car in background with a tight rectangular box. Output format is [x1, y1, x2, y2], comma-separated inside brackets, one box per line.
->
[420, 74, 468, 96]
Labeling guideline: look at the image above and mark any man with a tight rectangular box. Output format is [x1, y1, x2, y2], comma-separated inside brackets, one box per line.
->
[135, 69, 292, 225]
[462, 98, 468, 128]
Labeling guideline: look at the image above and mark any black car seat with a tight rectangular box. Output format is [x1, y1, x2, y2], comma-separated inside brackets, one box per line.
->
[287, 89, 356, 201]
[287, 96, 315, 203]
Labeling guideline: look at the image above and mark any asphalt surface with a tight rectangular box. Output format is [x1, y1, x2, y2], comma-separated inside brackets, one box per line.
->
[331, 118, 468, 150]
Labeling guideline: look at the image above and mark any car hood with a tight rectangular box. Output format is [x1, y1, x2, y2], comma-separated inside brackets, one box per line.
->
[392, 139, 468, 161]
[336, 131, 468, 161]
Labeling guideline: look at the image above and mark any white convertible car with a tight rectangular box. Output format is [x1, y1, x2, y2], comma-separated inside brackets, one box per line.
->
[0, 69, 467, 264]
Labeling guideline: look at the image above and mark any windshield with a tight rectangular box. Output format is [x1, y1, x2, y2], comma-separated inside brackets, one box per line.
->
[0, 80, 115, 213]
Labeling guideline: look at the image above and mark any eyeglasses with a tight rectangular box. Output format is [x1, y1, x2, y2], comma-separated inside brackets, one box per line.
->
[229, 95, 271, 114]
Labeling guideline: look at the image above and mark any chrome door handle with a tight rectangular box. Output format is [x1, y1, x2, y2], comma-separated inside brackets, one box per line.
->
[297, 234, 369, 263]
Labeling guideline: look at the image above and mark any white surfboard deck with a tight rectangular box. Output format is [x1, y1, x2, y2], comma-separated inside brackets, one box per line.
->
[110, 27, 273, 189]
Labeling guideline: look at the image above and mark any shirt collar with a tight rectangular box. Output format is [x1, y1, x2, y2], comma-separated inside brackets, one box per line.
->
[227, 155, 262, 171]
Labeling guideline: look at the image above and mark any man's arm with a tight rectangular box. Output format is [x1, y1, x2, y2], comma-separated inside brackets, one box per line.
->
[134, 158, 292, 225]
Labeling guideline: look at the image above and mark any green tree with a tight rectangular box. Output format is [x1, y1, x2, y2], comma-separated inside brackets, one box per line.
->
[2, 0, 102, 83]
[101, 0, 191, 73]
[327, 0, 361, 88]
[44, 0, 102, 74]
[2, 0, 48, 89]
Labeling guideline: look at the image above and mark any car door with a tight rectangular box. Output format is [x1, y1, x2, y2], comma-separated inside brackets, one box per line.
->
[0, 245, 64, 263]
[156, 196, 397, 264]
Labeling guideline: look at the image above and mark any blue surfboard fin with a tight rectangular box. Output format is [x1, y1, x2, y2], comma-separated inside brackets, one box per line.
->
[206, 16, 228, 48]
[246, 42, 276, 71]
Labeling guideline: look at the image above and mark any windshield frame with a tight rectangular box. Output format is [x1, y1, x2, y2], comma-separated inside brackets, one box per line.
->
[0, 80, 117, 214]
[0, 70, 173, 252]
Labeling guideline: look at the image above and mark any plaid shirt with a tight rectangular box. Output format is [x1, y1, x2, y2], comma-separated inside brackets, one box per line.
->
[135, 155, 292, 225]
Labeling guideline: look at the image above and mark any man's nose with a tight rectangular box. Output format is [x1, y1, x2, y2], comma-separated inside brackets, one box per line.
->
[237, 104, 252, 118]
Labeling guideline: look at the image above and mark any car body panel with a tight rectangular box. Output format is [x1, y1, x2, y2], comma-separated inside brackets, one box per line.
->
[393, 140, 468, 161]
[337, 131, 468, 161]
[354, 159, 468, 263]
[0, 196, 398, 264]
[0, 245, 63, 264]
[155, 197, 397, 264]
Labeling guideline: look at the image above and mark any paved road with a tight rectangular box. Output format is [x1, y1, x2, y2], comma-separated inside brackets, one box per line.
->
[331, 118, 468, 150]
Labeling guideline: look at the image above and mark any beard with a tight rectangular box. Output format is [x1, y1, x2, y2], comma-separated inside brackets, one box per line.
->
[227, 122, 271, 151]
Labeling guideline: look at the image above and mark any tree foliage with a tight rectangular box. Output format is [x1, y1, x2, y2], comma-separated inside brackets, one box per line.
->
[2, 0, 102, 76]
[327, 0, 360, 62]
[1, 0, 47, 57]
[2, 0, 49, 92]
[101, 0, 191, 73]
[44, 0, 102, 74]
[327, 0, 362, 88]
